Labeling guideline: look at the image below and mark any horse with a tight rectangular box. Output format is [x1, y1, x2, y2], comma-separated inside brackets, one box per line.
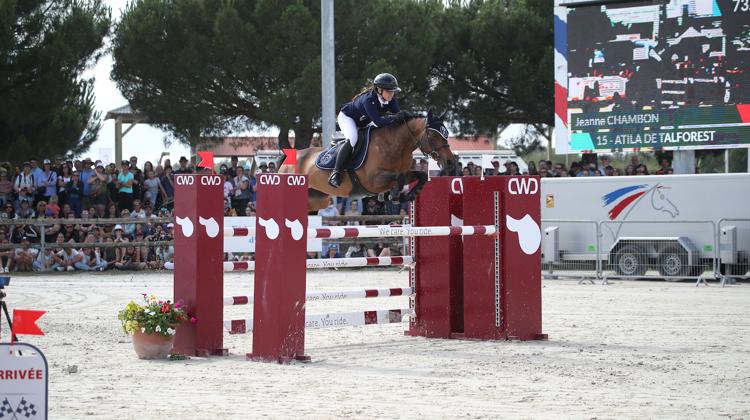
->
[279, 110, 457, 211]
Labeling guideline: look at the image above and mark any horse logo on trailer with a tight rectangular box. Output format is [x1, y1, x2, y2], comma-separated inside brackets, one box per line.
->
[601, 183, 680, 240]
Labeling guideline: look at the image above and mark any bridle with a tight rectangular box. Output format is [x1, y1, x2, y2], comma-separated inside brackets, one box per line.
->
[406, 118, 451, 161]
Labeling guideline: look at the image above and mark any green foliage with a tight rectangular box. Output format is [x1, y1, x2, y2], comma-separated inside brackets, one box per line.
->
[112, 0, 552, 148]
[0, 0, 110, 162]
[118, 294, 188, 338]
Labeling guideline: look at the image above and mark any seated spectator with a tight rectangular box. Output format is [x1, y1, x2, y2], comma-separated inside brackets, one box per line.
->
[113, 224, 127, 262]
[323, 243, 340, 259]
[53, 238, 81, 272]
[130, 199, 146, 219]
[120, 208, 136, 237]
[0, 237, 13, 272]
[344, 242, 365, 258]
[33, 246, 57, 272]
[244, 203, 256, 216]
[75, 245, 107, 271]
[361, 197, 384, 225]
[115, 243, 146, 270]
[0, 170, 11, 207]
[366, 241, 391, 257]
[15, 237, 38, 272]
[46, 195, 61, 218]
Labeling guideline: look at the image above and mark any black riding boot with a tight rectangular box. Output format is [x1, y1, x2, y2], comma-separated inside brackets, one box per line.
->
[328, 141, 353, 188]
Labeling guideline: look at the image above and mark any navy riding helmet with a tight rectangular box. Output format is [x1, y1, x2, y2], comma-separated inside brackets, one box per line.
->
[373, 73, 401, 92]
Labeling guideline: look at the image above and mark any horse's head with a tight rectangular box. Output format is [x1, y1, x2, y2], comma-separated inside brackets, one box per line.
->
[420, 109, 458, 175]
[650, 185, 679, 217]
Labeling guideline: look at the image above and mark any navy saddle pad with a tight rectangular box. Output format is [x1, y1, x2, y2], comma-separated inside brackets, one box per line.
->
[315, 126, 372, 171]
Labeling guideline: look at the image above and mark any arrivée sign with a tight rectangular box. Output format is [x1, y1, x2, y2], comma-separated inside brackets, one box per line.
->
[0, 343, 48, 419]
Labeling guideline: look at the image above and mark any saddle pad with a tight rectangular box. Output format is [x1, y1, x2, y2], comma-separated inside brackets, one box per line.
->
[315, 126, 372, 171]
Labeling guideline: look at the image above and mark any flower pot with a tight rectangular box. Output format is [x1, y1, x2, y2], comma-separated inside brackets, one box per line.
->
[131, 330, 174, 359]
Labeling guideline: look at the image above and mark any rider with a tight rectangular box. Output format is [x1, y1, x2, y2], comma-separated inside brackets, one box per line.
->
[328, 73, 403, 188]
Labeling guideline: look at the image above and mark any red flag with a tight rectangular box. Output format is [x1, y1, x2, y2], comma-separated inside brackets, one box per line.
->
[197, 151, 215, 174]
[282, 149, 297, 166]
[12, 309, 45, 336]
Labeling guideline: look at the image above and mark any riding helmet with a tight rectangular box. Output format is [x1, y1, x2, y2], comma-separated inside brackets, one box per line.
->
[373, 73, 401, 92]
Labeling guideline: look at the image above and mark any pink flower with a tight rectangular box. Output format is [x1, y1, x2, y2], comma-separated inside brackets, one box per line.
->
[174, 302, 181, 309]
[190, 317, 198, 324]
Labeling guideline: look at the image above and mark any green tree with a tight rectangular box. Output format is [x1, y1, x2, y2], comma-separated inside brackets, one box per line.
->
[0, 0, 110, 162]
[438, 0, 553, 139]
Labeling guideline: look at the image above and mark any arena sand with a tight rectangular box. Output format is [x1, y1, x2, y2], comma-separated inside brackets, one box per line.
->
[4, 271, 749, 419]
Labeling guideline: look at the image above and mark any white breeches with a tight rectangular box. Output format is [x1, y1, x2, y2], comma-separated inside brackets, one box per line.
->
[337, 111, 359, 147]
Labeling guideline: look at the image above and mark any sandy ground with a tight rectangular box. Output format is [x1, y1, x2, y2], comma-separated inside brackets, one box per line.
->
[2, 270, 749, 419]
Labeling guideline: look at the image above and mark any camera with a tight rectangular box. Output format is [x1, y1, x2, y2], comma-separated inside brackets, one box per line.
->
[0, 276, 9, 288]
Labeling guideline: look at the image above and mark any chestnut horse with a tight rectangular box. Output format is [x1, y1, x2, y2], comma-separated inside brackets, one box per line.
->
[279, 110, 457, 211]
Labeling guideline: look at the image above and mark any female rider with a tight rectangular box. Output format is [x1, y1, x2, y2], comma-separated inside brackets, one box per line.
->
[329, 73, 403, 188]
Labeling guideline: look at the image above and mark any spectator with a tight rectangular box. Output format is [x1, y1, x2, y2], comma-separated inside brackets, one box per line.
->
[106, 202, 119, 219]
[473, 166, 482, 176]
[52, 233, 81, 271]
[174, 156, 191, 174]
[527, 161, 538, 175]
[361, 197, 384, 225]
[344, 200, 361, 225]
[56, 162, 73, 206]
[323, 243, 340, 259]
[66, 171, 85, 217]
[232, 167, 251, 214]
[267, 162, 277, 173]
[143, 169, 162, 208]
[120, 208, 136, 237]
[344, 242, 365, 258]
[0, 170, 13, 207]
[14, 162, 36, 210]
[3, 203, 14, 219]
[244, 203, 256, 216]
[79, 158, 95, 210]
[116, 160, 135, 211]
[75, 245, 107, 271]
[462, 167, 471, 177]
[113, 224, 127, 262]
[160, 166, 175, 209]
[46, 195, 61, 218]
[624, 164, 636, 176]
[0, 237, 13, 272]
[227, 156, 240, 178]
[635, 164, 649, 175]
[366, 241, 391, 257]
[598, 155, 612, 175]
[130, 199, 146, 219]
[318, 200, 338, 219]
[115, 243, 146, 270]
[15, 237, 38, 272]
[87, 163, 109, 218]
[538, 168, 549, 178]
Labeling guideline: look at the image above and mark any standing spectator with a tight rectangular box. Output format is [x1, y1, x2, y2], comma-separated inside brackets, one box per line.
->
[222, 173, 234, 208]
[361, 197, 384, 224]
[344, 200, 361, 225]
[14, 162, 36, 211]
[66, 172, 84, 217]
[0, 170, 12, 207]
[56, 162, 73, 206]
[142, 169, 162, 208]
[160, 166, 174, 209]
[116, 160, 135, 211]
[129, 157, 143, 200]
[28, 159, 44, 191]
[79, 158, 95, 210]
[112, 225, 127, 263]
[14, 237, 38, 272]
[174, 156, 191, 174]
[527, 161, 538, 176]
[635, 164, 649, 175]
[462, 167, 471, 177]
[227, 156, 240, 178]
[232, 167, 250, 214]
[88, 163, 110, 218]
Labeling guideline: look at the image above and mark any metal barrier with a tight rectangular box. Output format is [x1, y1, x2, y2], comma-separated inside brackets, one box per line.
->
[717, 218, 750, 285]
[541, 220, 600, 283]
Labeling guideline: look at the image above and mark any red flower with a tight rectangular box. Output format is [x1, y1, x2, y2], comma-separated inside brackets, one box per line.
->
[160, 303, 170, 313]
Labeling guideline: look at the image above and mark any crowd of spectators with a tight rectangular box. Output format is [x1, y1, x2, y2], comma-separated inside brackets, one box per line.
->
[0, 155, 190, 273]
[0, 152, 676, 273]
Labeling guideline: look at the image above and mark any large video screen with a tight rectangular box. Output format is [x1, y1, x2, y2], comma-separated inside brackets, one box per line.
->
[555, 0, 750, 152]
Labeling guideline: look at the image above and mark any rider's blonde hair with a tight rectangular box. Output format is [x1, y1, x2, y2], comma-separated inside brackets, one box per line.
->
[352, 83, 374, 101]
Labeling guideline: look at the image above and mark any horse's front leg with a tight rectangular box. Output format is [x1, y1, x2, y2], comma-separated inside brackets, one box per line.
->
[402, 170, 428, 202]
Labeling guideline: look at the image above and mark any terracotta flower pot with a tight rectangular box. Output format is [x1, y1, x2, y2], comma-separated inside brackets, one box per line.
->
[131, 330, 174, 359]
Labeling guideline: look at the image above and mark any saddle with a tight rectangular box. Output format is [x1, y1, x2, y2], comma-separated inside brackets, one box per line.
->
[315, 126, 372, 171]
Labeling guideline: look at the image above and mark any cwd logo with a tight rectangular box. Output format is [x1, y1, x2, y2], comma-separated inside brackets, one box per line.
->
[508, 178, 538, 195]
[175, 175, 194, 186]
[259, 174, 280, 185]
[200, 175, 222, 186]
[287, 175, 307, 186]
[451, 178, 464, 195]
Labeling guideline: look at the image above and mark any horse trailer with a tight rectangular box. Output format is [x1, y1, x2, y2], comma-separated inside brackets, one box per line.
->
[541, 173, 750, 279]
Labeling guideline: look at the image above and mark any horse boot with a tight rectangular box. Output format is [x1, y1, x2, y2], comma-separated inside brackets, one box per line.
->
[328, 141, 353, 188]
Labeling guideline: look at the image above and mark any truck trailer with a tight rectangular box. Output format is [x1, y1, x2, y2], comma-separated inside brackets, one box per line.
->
[541, 173, 750, 280]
